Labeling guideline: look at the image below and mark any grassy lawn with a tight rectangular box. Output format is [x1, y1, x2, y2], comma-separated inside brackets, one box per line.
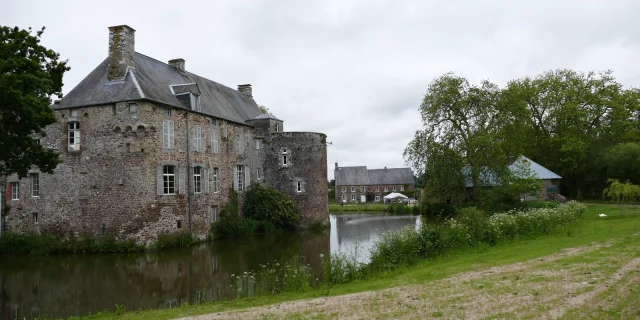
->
[65, 203, 640, 319]
[328, 203, 389, 212]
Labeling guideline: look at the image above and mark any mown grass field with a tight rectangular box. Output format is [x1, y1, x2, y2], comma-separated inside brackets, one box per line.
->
[64, 203, 640, 319]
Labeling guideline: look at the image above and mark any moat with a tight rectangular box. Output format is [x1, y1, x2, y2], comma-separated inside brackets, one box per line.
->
[0, 213, 421, 320]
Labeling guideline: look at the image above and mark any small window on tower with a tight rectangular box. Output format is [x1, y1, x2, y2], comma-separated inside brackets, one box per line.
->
[129, 103, 137, 114]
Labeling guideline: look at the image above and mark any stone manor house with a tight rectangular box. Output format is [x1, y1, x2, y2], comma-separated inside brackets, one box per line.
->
[334, 163, 415, 203]
[1, 25, 328, 243]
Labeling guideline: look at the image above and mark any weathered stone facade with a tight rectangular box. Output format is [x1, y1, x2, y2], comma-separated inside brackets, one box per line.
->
[334, 164, 416, 203]
[1, 25, 327, 244]
[337, 184, 415, 203]
[263, 132, 328, 223]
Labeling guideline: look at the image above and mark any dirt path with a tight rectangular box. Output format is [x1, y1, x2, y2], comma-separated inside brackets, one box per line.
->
[176, 241, 639, 320]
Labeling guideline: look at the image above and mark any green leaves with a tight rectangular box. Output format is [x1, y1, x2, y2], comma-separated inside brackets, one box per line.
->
[407, 69, 640, 202]
[243, 183, 300, 229]
[0, 26, 70, 177]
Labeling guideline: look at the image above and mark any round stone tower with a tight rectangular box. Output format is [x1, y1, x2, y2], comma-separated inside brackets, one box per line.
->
[263, 132, 328, 225]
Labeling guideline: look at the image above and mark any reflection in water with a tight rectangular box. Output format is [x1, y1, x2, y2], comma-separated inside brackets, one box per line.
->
[330, 214, 421, 262]
[0, 213, 419, 320]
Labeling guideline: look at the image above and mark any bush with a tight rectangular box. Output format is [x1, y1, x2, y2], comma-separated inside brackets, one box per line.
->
[153, 232, 197, 250]
[369, 226, 424, 270]
[387, 203, 413, 215]
[455, 206, 487, 246]
[0, 233, 144, 255]
[243, 183, 300, 229]
[368, 201, 587, 271]
[211, 217, 259, 239]
[420, 201, 455, 218]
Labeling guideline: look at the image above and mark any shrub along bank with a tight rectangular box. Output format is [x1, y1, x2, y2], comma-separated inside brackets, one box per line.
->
[211, 183, 301, 238]
[0, 233, 144, 255]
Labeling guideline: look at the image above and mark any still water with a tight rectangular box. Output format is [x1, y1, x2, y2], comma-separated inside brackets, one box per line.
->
[0, 213, 420, 320]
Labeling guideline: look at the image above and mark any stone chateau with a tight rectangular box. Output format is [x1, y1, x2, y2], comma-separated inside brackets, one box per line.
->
[1, 25, 328, 244]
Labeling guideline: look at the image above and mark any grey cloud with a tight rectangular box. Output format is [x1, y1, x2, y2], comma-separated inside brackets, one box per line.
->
[3, 0, 640, 181]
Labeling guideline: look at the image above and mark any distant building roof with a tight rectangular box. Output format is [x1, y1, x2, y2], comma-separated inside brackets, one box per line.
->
[335, 166, 414, 186]
[252, 113, 282, 121]
[53, 53, 262, 125]
[465, 156, 561, 188]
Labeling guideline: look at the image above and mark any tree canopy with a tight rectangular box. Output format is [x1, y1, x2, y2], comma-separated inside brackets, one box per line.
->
[0, 26, 69, 177]
[406, 70, 640, 203]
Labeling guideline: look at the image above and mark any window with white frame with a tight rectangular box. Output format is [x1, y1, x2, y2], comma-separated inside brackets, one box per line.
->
[296, 182, 302, 192]
[392, 186, 396, 192]
[165, 107, 172, 116]
[236, 165, 244, 192]
[190, 93, 201, 112]
[235, 130, 244, 154]
[211, 121, 219, 154]
[375, 195, 380, 202]
[350, 186, 355, 192]
[342, 194, 346, 201]
[211, 206, 218, 223]
[10, 182, 19, 200]
[30, 173, 40, 197]
[192, 126, 202, 152]
[384, 186, 388, 192]
[400, 186, 404, 191]
[275, 123, 279, 132]
[68, 122, 80, 151]
[360, 186, 365, 192]
[213, 167, 220, 193]
[282, 149, 289, 165]
[163, 165, 176, 195]
[33, 212, 38, 224]
[351, 194, 356, 201]
[193, 166, 202, 194]
[256, 168, 262, 180]
[375, 186, 379, 192]
[163, 120, 174, 149]
[342, 187, 346, 193]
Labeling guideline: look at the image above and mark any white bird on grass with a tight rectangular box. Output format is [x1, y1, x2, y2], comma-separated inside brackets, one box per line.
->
[599, 213, 607, 217]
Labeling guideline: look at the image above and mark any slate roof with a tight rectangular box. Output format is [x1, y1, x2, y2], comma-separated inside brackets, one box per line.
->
[335, 166, 414, 186]
[53, 53, 262, 125]
[251, 113, 282, 121]
[464, 156, 562, 188]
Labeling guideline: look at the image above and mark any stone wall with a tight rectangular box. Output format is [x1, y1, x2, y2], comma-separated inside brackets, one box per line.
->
[3, 102, 260, 244]
[336, 184, 416, 203]
[263, 132, 328, 224]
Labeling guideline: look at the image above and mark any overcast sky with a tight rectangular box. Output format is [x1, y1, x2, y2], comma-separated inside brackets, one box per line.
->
[4, 0, 640, 180]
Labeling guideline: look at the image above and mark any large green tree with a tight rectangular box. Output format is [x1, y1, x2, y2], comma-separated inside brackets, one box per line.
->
[501, 70, 640, 198]
[404, 73, 510, 205]
[0, 26, 69, 177]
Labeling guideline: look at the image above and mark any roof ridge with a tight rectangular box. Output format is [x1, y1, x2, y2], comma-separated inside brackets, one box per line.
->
[134, 52, 248, 97]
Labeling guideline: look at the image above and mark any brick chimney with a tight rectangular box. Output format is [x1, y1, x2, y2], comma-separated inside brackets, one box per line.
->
[238, 84, 252, 97]
[169, 58, 185, 72]
[335, 162, 338, 170]
[107, 25, 136, 81]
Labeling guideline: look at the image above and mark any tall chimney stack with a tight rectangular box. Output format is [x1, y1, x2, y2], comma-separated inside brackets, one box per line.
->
[169, 58, 185, 72]
[335, 162, 338, 170]
[108, 25, 136, 81]
[238, 84, 252, 97]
